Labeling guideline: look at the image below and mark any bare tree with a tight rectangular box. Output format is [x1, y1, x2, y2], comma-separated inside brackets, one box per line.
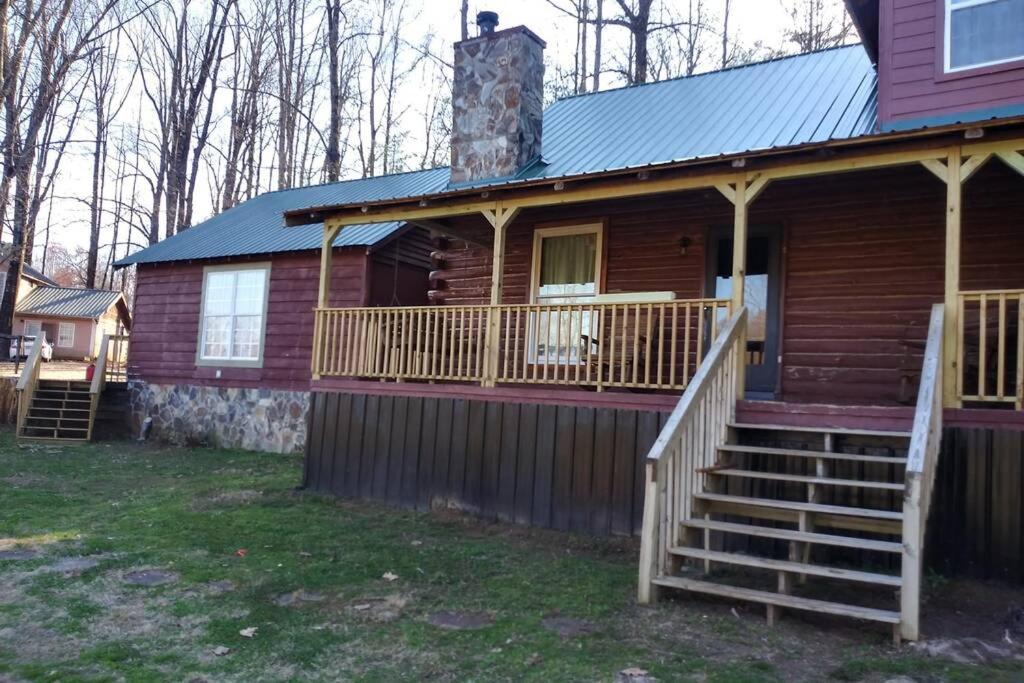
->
[781, 0, 853, 53]
[0, 0, 123, 336]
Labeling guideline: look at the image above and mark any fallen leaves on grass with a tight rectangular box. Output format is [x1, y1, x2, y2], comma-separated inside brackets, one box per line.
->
[239, 627, 258, 638]
[381, 571, 398, 582]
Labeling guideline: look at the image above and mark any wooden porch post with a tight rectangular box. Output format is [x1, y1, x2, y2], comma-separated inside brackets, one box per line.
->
[732, 178, 748, 399]
[943, 148, 962, 408]
[483, 204, 520, 386]
[313, 223, 342, 379]
[717, 174, 768, 398]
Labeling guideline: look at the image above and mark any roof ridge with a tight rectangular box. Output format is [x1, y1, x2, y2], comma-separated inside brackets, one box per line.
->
[550, 43, 863, 105]
[255, 165, 450, 199]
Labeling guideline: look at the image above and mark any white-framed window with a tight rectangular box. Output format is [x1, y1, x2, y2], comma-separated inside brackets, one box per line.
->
[945, 0, 1024, 72]
[197, 264, 270, 366]
[528, 224, 603, 364]
[57, 322, 75, 348]
[23, 320, 41, 337]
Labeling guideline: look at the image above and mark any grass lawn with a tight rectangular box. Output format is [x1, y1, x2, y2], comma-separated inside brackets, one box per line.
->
[0, 430, 1020, 682]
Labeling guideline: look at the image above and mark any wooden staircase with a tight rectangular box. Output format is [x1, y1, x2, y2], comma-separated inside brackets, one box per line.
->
[638, 305, 945, 643]
[15, 333, 130, 443]
[19, 379, 94, 440]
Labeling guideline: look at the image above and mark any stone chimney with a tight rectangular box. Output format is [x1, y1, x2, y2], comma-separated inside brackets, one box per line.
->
[450, 12, 545, 185]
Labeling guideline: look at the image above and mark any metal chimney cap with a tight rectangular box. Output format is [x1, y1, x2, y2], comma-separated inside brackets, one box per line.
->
[476, 11, 499, 35]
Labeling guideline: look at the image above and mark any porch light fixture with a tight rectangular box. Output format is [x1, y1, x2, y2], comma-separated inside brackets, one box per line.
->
[480, 191, 490, 198]
[679, 236, 692, 255]
[964, 127, 984, 140]
[731, 158, 747, 168]
[419, 199, 429, 207]
[360, 206, 369, 213]
[637, 170, 650, 180]
[553, 181, 565, 191]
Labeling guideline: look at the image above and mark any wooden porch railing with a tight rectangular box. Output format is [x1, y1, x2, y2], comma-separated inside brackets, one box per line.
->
[102, 333, 130, 383]
[15, 332, 47, 437]
[312, 298, 732, 391]
[637, 307, 747, 603]
[900, 303, 944, 641]
[956, 289, 1024, 408]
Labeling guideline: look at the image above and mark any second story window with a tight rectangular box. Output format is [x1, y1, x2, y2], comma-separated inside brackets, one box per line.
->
[946, 0, 1024, 72]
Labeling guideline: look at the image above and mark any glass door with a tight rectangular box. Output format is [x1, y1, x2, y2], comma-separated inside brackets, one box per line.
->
[530, 225, 602, 364]
[707, 226, 782, 397]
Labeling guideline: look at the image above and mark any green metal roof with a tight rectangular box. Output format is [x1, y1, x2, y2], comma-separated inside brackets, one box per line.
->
[17, 286, 125, 320]
[119, 45, 878, 266]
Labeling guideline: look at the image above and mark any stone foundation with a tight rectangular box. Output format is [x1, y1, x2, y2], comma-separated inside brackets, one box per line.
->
[128, 381, 309, 454]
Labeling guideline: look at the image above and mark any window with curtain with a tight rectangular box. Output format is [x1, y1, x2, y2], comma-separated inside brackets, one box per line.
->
[946, 0, 1024, 72]
[531, 228, 601, 364]
[199, 266, 269, 364]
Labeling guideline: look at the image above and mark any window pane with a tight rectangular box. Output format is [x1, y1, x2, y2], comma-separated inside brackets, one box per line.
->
[235, 270, 266, 315]
[205, 272, 235, 316]
[538, 233, 597, 298]
[950, 0, 1024, 69]
[202, 316, 232, 358]
[231, 315, 262, 359]
[57, 323, 75, 348]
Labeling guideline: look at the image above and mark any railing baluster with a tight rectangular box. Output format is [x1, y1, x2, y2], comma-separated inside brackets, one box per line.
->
[998, 293, 1007, 400]
[979, 294, 988, 399]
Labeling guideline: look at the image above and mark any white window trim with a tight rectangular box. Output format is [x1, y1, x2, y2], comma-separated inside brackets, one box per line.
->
[944, 0, 1024, 73]
[529, 223, 605, 304]
[57, 322, 75, 348]
[528, 224, 605, 365]
[196, 262, 271, 368]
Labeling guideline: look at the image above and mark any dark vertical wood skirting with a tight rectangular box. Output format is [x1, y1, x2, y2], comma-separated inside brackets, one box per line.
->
[303, 393, 1024, 580]
[304, 391, 663, 536]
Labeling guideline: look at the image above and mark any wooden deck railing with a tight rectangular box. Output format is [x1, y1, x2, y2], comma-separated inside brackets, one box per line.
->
[102, 333, 130, 383]
[957, 289, 1024, 408]
[637, 307, 747, 603]
[15, 332, 47, 437]
[313, 298, 732, 391]
[900, 303, 944, 642]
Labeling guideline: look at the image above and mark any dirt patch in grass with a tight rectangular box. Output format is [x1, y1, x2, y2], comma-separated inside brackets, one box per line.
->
[190, 488, 263, 510]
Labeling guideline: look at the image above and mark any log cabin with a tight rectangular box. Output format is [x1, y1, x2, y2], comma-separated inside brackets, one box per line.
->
[119, 3, 1024, 641]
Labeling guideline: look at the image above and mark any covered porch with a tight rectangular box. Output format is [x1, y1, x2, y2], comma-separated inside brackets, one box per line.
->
[305, 133, 1024, 413]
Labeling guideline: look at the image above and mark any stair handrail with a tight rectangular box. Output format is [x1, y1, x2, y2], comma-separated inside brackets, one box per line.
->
[899, 303, 944, 642]
[15, 331, 47, 435]
[638, 306, 747, 603]
[88, 334, 112, 441]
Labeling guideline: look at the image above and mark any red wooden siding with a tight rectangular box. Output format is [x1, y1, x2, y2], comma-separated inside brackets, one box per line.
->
[131, 250, 370, 390]
[880, 0, 1024, 125]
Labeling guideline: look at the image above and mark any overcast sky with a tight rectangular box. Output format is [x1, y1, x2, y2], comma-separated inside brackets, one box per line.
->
[48, 0, 836, 255]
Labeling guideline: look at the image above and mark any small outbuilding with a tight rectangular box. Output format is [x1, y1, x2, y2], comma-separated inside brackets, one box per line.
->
[14, 286, 131, 360]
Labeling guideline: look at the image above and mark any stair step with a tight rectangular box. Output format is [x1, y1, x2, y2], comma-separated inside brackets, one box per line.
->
[729, 422, 911, 439]
[668, 547, 902, 586]
[695, 493, 903, 521]
[651, 575, 901, 624]
[718, 444, 907, 465]
[679, 519, 904, 553]
[711, 468, 904, 491]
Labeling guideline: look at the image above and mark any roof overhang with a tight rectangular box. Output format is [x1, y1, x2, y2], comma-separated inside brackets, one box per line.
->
[285, 118, 1024, 229]
[844, 0, 879, 64]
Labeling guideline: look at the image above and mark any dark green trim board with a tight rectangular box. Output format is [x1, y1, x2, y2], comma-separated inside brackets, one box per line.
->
[881, 105, 1024, 133]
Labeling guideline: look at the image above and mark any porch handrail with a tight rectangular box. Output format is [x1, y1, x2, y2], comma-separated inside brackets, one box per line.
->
[955, 289, 1023, 408]
[637, 306, 747, 603]
[899, 303, 944, 642]
[88, 334, 113, 441]
[15, 331, 47, 436]
[312, 297, 732, 391]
